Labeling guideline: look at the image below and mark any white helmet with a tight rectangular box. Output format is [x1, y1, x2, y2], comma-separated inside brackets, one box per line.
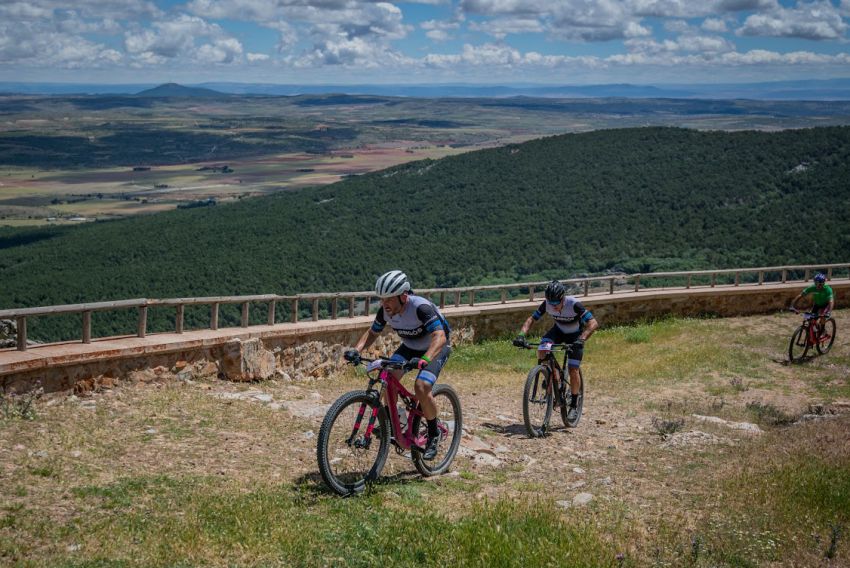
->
[375, 270, 411, 298]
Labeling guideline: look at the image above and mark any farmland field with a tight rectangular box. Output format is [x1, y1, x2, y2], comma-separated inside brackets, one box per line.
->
[3, 93, 850, 225]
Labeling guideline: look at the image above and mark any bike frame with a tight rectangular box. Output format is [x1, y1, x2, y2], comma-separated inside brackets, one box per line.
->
[801, 312, 827, 346]
[527, 342, 574, 387]
[350, 359, 444, 452]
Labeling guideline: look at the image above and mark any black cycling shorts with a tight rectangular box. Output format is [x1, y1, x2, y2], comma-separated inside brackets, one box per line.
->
[539, 326, 583, 368]
[390, 343, 452, 385]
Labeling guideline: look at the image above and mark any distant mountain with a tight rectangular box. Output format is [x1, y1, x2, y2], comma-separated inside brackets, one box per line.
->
[196, 80, 850, 100]
[134, 83, 227, 98]
[2, 79, 850, 100]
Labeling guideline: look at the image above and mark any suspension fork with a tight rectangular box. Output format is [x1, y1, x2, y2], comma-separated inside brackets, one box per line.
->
[346, 382, 383, 447]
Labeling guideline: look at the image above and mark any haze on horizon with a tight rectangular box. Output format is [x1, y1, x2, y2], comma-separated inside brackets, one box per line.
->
[1, 0, 850, 86]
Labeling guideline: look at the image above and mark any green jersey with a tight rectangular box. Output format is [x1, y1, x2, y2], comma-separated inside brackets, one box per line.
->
[802, 284, 833, 307]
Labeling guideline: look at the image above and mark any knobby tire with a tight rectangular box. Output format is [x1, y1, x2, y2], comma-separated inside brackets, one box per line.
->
[317, 390, 389, 496]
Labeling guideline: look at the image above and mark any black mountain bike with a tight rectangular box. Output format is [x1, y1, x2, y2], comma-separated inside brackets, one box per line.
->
[513, 340, 584, 437]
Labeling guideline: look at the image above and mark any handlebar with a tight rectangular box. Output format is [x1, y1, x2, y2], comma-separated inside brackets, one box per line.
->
[513, 341, 576, 351]
[348, 356, 418, 371]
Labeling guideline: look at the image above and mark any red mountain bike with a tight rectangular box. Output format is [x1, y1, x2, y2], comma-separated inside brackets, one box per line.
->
[514, 340, 584, 437]
[316, 357, 462, 496]
[788, 308, 836, 363]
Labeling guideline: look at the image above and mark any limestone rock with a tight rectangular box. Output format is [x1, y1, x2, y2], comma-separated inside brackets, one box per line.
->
[573, 492, 594, 506]
[221, 338, 276, 381]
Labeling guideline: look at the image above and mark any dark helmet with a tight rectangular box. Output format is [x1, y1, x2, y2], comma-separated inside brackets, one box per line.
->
[545, 280, 566, 303]
[814, 272, 826, 284]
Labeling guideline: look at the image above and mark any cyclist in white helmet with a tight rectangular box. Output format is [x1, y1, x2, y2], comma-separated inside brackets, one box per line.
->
[345, 270, 452, 460]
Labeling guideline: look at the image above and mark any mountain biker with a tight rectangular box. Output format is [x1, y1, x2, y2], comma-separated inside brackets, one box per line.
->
[513, 280, 599, 423]
[790, 272, 834, 327]
[344, 270, 451, 461]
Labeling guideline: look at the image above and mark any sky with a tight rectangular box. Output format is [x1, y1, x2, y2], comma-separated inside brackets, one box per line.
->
[1, 0, 850, 85]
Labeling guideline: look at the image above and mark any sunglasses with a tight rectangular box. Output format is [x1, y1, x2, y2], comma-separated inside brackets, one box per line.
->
[546, 299, 562, 305]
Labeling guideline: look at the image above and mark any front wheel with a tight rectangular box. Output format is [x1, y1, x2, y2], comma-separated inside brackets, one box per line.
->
[317, 390, 389, 496]
[411, 384, 463, 477]
[523, 365, 553, 438]
[816, 318, 837, 355]
[560, 368, 584, 428]
[788, 326, 810, 363]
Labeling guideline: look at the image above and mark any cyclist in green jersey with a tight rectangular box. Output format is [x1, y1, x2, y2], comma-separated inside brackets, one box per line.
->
[790, 273, 834, 325]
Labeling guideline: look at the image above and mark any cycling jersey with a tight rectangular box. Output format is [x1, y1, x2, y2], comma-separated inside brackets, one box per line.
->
[371, 294, 451, 351]
[802, 284, 834, 308]
[531, 296, 593, 335]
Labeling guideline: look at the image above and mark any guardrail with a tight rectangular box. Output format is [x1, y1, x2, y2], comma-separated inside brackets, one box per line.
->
[1, 263, 847, 352]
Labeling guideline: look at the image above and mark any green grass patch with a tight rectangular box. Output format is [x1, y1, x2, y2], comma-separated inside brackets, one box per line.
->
[11, 475, 619, 566]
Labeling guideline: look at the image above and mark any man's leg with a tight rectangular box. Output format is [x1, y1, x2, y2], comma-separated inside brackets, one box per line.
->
[416, 345, 451, 460]
[568, 366, 581, 397]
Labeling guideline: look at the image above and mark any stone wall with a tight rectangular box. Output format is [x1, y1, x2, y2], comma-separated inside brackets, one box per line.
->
[2, 282, 847, 395]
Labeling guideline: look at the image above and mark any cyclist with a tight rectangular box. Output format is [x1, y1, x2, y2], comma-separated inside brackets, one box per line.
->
[344, 270, 451, 461]
[790, 272, 834, 327]
[513, 280, 598, 423]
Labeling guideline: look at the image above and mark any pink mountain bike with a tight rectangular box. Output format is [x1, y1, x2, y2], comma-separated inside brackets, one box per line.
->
[316, 357, 462, 496]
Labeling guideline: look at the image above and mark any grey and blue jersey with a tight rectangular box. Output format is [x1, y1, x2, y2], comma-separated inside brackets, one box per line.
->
[532, 297, 593, 334]
[371, 294, 451, 351]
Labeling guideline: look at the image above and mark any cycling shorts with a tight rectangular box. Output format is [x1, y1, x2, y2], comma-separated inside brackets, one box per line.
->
[810, 304, 831, 317]
[539, 326, 583, 369]
[390, 343, 452, 385]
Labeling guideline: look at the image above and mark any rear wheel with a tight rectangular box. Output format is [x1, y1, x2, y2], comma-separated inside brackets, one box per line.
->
[816, 318, 837, 355]
[317, 390, 389, 496]
[788, 326, 809, 363]
[411, 384, 463, 476]
[560, 368, 584, 428]
[523, 365, 553, 438]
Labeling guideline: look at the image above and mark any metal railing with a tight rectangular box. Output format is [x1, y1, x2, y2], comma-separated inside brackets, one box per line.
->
[1, 263, 847, 352]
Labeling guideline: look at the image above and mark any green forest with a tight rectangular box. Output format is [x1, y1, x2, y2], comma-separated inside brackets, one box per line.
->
[1, 126, 848, 340]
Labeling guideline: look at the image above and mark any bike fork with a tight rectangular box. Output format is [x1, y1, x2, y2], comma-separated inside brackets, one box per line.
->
[347, 403, 379, 448]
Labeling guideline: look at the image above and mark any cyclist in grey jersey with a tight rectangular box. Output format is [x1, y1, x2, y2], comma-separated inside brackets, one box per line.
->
[371, 293, 451, 357]
[514, 280, 599, 422]
[345, 270, 451, 460]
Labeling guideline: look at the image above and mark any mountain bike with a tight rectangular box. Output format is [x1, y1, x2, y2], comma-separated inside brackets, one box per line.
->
[316, 356, 462, 496]
[513, 340, 583, 437]
[788, 308, 836, 363]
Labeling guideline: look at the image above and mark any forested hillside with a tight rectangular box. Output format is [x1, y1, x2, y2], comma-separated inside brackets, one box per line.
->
[1, 127, 848, 340]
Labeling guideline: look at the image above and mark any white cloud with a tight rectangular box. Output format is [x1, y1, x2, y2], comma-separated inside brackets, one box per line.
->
[123, 14, 248, 66]
[0, 21, 124, 67]
[197, 38, 243, 64]
[0, 2, 53, 18]
[426, 29, 450, 41]
[738, 1, 848, 40]
[246, 52, 270, 62]
[421, 17, 461, 40]
[664, 19, 692, 33]
[702, 17, 728, 33]
[630, 0, 775, 18]
[468, 17, 544, 39]
[287, 35, 412, 67]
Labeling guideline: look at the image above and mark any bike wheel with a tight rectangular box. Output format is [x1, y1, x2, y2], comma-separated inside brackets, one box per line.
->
[788, 326, 809, 363]
[317, 390, 389, 496]
[523, 365, 553, 438]
[561, 368, 584, 428]
[412, 384, 463, 477]
[816, 319, 837, 355]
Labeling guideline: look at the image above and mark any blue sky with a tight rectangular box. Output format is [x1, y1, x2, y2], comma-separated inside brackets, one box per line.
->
[1, 0, 849, 85]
